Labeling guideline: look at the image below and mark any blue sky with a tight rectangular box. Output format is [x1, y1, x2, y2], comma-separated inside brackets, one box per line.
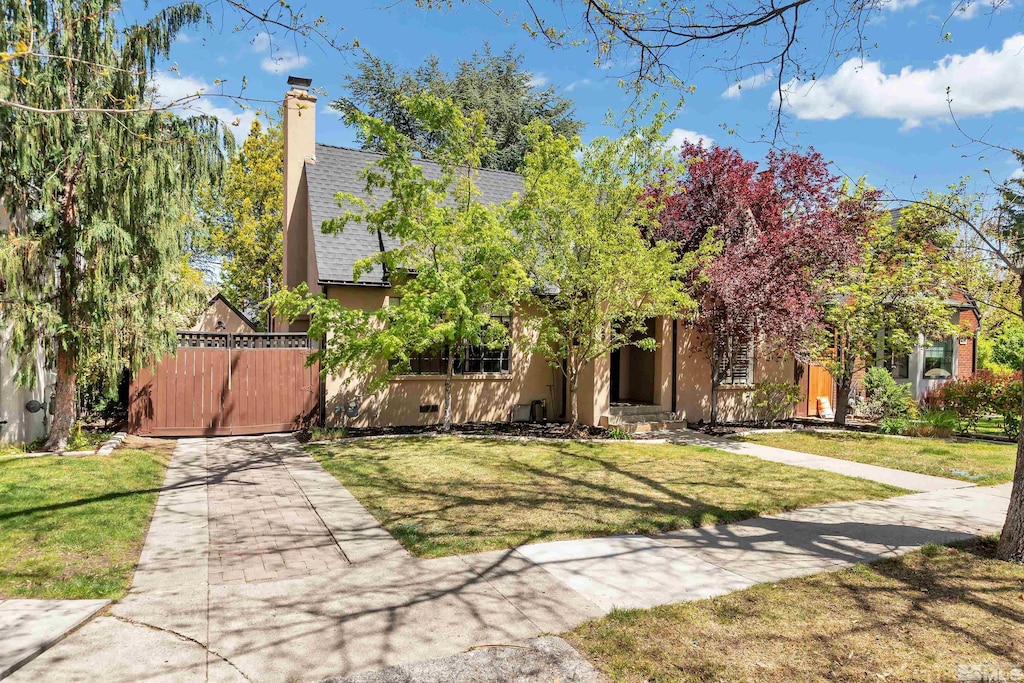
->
[135, 0, 1024, 198]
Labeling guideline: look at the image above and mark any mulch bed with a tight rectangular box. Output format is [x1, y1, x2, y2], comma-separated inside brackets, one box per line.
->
[684, 418, 879, 437]
[296, 421, 615, 442]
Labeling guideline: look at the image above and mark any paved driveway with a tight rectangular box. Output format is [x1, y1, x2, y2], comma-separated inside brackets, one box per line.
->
[8, 436, 599, 683]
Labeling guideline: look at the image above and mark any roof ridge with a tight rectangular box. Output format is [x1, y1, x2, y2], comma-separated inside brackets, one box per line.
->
[312, 142, 524, 178]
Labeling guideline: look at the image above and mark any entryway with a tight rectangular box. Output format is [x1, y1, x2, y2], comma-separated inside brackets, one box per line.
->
[610, 319, 657, 405]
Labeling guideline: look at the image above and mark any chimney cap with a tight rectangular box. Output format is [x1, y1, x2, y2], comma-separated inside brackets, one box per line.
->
[287, 76, 313, 89]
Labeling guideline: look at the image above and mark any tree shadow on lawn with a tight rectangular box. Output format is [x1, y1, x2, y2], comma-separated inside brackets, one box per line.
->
[313, 438, 896, 557]
[569, 539, 1023, 682]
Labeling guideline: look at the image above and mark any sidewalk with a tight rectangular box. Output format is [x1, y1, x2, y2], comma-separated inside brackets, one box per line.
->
[6, 432, 1010, 682]
[667, 430, 975, 492]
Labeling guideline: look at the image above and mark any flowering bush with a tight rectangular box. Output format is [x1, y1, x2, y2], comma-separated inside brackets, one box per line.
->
[925, 370, 1022, 438]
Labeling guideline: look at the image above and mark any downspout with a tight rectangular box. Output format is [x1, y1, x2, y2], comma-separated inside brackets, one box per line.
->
[671, 319, 678, 414]
[318, 286, 327, 428]
[972, 320, 980, 374]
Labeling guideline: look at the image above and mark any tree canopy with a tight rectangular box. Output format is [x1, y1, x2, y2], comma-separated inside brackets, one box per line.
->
[510, 116, 700, 430]
[335, 45, 583, 172]
[194, 118, 283, 327]
[810, 195, 960, 423]
[0, 0, 229, 451]
[650, 142, 868, 424]
[273, 93, 529, 429]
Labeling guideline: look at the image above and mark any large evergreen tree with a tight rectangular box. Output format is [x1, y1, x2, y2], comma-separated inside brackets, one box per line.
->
[335, 45, 582, 172]
[0, 0, 229, 451]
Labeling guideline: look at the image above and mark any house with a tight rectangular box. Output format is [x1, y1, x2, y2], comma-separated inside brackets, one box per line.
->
[795, 292, 981, 418]
[0, 205, 52, 445]
[192, 293, 259, 334]
[869, 292, 980, 400]
[279, 77, 795, 429]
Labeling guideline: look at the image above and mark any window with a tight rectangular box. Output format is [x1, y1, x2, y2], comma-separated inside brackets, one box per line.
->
[389, 313, 512, 375]
[884, 352, 910, 380]
[718, 340, 754, 386]
[922, 337, 954, 379]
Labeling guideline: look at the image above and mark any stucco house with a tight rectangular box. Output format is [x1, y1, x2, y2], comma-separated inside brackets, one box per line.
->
[278, 77, 794, 430]
[192, 293, 259, 334]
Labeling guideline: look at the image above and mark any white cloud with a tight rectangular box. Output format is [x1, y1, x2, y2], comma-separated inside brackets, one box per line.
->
[174, 32, 194, 44]
[566, 78, 591, 92]
[151, 72, 256, 141]
[251, 32, 271, 53]
[665, 128, 715, 149]
[527, 72, 548, 88]
[877, 0, 924, 11]
[779, 34, 1024, 129]
[260, 51, 309, 75]
[952, 0, 983, 18]
[722, 71, 773, 99]
[1010, 168, 1024, 180]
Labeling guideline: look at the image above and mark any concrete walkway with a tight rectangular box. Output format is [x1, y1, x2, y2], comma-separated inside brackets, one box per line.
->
[0, 599, 108, 678]
[668, 430, 975, 492]
[7, 432, 1010, 682]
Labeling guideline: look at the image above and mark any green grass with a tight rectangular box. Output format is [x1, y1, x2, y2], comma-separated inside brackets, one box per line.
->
[738, 430, 1017, 485]
[0, 426, 114, 455]
[972, 416, 1010, 438]
[307, 437, 905, 557]
[0, 440, 171, 599]
[566, 539, 1024, 683]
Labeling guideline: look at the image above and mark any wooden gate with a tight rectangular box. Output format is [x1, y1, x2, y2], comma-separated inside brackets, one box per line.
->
[129, 332, 319, 437]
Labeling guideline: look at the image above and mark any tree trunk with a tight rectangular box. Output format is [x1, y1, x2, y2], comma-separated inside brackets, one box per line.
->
[710, 376, 720, 426]
[441, 349, 455, 431]
[43, 346, 77, 452]
[996, 331, 1024, 563]
[568, 374, 580, 434]
[834, 375, 852, 426]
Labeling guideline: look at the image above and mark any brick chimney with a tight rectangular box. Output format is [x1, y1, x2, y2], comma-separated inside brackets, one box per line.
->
[281, 76, 317, 331]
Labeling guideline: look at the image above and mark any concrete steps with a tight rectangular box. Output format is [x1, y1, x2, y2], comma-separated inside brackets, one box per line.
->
[602, 404, 687, 433]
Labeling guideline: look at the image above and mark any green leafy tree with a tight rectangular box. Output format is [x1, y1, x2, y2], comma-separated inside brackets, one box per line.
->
[197, 118, 283, 327]
[0, 0, 229, 451]
[336, 45, 582, 172]
[509, 118, 700, 430]
[989, 322, 1024, 372]
[811, 194, 959, 425]
[272, 94, 529, 429]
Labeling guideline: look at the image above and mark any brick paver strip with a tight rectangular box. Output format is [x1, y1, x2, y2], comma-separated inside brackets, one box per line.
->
[206, 437, 347, 584]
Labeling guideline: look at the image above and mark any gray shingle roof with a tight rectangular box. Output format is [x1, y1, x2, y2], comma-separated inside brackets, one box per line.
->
[306, 144, 524, 285]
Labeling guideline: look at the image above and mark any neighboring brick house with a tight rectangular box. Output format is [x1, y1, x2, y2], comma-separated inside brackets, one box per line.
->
[796, 293, 981, 418]
[870, 292, 980, 400]
[277, 77, 794, 429]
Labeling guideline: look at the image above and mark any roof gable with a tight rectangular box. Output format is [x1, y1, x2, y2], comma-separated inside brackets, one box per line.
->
[305, 144, 523, 285]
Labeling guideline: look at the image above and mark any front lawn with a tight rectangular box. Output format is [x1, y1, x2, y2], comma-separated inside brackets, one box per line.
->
[0, 437, 172, 599]
[307, 437, 904, 557]
[567, 539, 1024, 683]
[738, 430, 1017, 485]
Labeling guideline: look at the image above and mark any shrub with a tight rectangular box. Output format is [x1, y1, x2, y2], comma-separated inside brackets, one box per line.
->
[905, 409, 957, 438]
[928, 370, 1022, 437]
[607, 426, 633, 440]
[751, 381, 803, 427]
[878, 417, 908, 435]
[859, 367, 914, 420]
